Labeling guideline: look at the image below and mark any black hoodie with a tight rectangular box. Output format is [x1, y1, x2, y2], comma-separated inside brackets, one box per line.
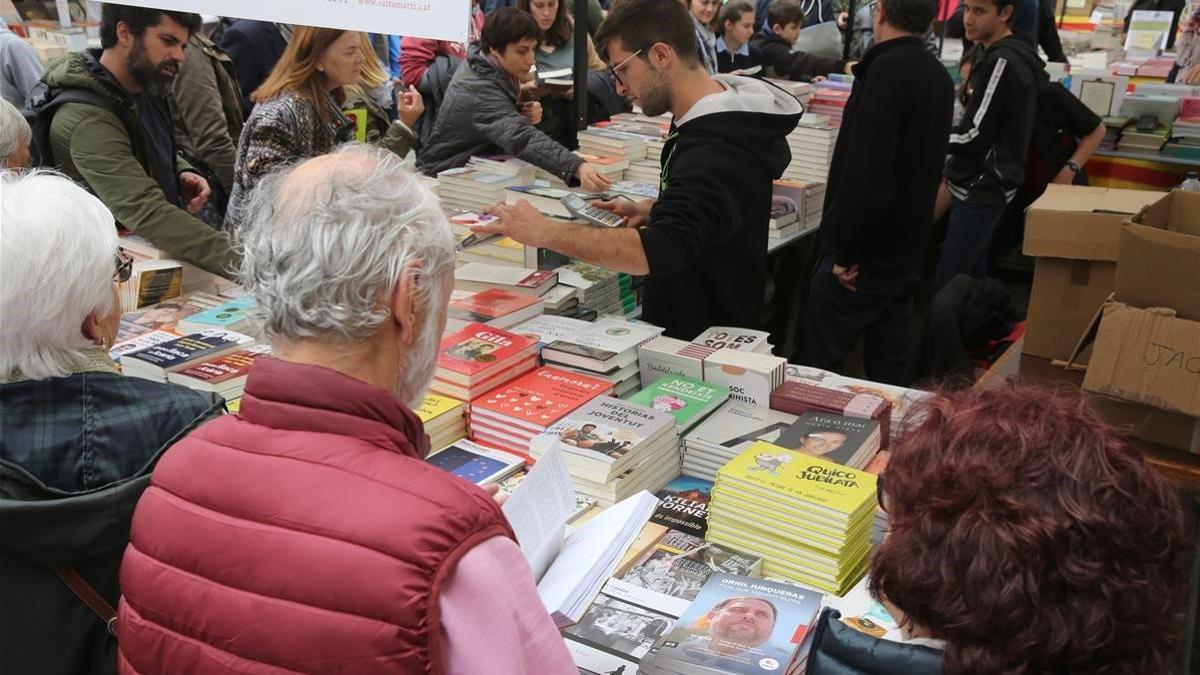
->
[638, 75, 803, 340]
[945, 35, 1045, 206]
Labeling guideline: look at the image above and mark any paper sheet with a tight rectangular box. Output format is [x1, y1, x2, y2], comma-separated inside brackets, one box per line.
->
[502, 444, 576, 581]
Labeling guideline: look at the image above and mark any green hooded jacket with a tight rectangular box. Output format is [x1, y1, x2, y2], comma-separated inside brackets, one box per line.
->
[40, 50, 240, 278]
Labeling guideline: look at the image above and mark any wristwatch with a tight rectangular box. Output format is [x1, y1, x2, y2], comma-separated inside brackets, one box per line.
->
[1065, 160, 1081, 175]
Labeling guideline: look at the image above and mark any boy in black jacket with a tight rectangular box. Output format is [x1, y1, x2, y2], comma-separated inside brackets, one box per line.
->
[802, 0, 954, 384]
[472, 0, 802, 340]
[936, 0, 1042, 289]
[751, 0, 850, 81]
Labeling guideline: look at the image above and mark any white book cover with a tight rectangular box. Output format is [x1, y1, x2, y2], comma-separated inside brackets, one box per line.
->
[691, 326, 773, 353]
[638, 336, 712, 387]
[543, 320, 664, 366]
[511, 314, 591, 346]
[702, 350, 786, 408]
[528, 396, 676, 479]
[684, 401, 798, 457]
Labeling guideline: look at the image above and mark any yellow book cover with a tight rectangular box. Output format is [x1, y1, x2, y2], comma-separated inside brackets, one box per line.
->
[710, 483, 874, 536]
[614, 522, 670, 577]
[417, 393, 464, 423]
[718, 441, 877, 518]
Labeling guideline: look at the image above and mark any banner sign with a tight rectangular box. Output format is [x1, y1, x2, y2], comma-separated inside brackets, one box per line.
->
[113, 0, 471, 42]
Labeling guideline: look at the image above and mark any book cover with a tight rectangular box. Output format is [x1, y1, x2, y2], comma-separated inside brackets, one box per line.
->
[416, 394, 464, 424]
[703, 351, 784, 408]
[471, 367, 612, 426]
[562, 592, 676, 672]
[645, 573, 822, 674]
[130, 263, 183, 309]
[718, 441, 876, 518]
[511, 314, 590, 345]
[448, 289, 540, 323]
[425, 440, 523, 485]
[687, 402, 798, 455]
[529, 395, 675, 465]
[607, 534, 764, 617]
[177, 297, 254, 330]
[692, 327, 772, 353]
[544, 320, 664, 365]
[121, 293, 223, 333]
[771, 379, 891, 447]
[627, 375, 729, 432]
[170, 346, 267, 384]
[110, 329, 177, 361]
[455, 262, 557, 291]
[651, 475, 713, 536]
[123, 330, 252, 371]
[437, 323, 537, 377]
[775, 412, 879, 467]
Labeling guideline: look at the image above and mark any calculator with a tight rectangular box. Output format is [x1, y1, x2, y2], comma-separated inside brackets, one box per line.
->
[561, 194, 625, 228]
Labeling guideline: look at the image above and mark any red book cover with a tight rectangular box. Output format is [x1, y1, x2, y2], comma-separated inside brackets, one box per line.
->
[771, 381, 892, 448]
[471, 367, 613, 428]
[437, 323, 537, 378]
[173, 349, 261, 384]
[1180, 97, 1200, 118]
[514, 270, 557, 289]
[448, 289, 540, 322]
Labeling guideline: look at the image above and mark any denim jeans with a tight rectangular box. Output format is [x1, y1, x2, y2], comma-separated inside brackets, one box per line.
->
[935, 199, 1007, 290]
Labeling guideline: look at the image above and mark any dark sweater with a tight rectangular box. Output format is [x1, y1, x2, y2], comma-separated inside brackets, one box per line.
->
[639, 75, 802, 339]
[751, 30, 846, 81]
[945, 35, 1043, 205]
[822, 36, 954, 272]
[716, 42, 765, 73]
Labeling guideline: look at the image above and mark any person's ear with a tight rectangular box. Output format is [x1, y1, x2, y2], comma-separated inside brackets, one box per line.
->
[116, 21, 133, 48]
[80, 309, 106, 348]
[389, 260, 424, 347]
[999, 4, 1014, 23]
[650, 43, 671, 68]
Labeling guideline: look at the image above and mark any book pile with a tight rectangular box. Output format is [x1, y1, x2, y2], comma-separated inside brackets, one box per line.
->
[765, 78, 812, 107]
[782, 118, 838, 182]
[1167, 98, 1200, 159]
[121, 329, 256, 383]
[430, 323, 538, 401]
[645, 138, 666, 163]
[771, 379, 891, 450]
[628, 375, 729, 436]
[117, 233, 231, 297]
[625, 159, 661, 184]
[707, 441, 878, 595]
[650, 475, 713, 537]
[1118, 124, 1170, 152]
[768, 197, 801, 239]
[541, 319, 664, 396]
[540, 284, 583, 317]
[703, 349, 787, 408]
[468, 366, 613, 460]
[425, 439, 524, 486]
[511, 314, 592, 350]
[555, 260, 628, 316]
[417, 393, 467, 450]
[1099, 116, 1129, 151]
[165, 344, 270, 400]
[692, 326, 773, 354]
[607, 180, 660, 201]
[434, 167, 521, 211]
[807, 86, 850, 126]
[574, 153, 630, 182]
[578, 127, 650, 162]
[638, 336, 716, 386]
[638, 572, 823, 675]
[773, 410, 882, 470]
[447, 209, 545, 269]
[453, 262, 558, 297]
[681, 401, 798, 480]
[447, 288, 544, 330]
[504, 184, 596, 219]
[117, 259, 183, 313]
[783, 364, 932, 442]
[114, 289, 240, 344]
[175, 296, 254, 335]
[465, 154, 537, 183]
[607, 112, 672, 137]
[528, 395, 679, 505]
[774, 179, 825, 230]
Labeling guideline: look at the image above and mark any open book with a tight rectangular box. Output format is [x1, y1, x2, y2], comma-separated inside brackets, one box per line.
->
[503, 444, 658, 627]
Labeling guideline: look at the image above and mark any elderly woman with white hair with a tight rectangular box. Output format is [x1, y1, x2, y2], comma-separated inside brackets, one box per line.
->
[0, 170, 225, 675]
[0, 97, 32, 168]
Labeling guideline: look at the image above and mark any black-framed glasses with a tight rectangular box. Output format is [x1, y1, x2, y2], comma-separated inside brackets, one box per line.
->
[875, 471, 887, 512]
[609, 48, 644, 87]
[114, 249, 133, 283]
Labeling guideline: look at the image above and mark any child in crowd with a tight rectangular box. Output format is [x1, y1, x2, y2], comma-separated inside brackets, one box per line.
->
[751, 0, 852, 81]
[716, 1, 765, 73]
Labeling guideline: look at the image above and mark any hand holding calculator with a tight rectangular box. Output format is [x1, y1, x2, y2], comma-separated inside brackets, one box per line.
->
[560, 194, 625, 228]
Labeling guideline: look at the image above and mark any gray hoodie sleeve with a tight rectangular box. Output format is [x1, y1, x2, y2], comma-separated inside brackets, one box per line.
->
[1, 34, 44, 108]
[469, 82, 582, 185]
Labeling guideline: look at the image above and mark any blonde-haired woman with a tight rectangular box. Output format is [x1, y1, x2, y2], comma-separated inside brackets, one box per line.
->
[225, 27, 423, 230]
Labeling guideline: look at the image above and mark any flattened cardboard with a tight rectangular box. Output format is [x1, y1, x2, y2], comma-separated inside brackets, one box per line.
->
[1023, 185, 1165, 261]
[1081, 302, 1200, 417]
[1024, 258, 1114, 362]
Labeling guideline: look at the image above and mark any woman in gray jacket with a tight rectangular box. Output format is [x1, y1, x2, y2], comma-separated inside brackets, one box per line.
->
[418, 7, 611, 191]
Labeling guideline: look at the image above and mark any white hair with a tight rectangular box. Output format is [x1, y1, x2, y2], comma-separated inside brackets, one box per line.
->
[0, 98, 32, 168]
[0, 170, 118, 380]
[235, 143, 455, 403]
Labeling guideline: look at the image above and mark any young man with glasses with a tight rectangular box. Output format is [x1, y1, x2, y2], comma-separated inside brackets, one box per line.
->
[802, 0, 953, 385]
[477, 0, 802, 340]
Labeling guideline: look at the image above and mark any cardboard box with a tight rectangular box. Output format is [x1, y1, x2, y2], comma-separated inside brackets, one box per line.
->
[1085, 392, 1200, 453]
[1118, 190, 1200, 321]
[1022, 185, 1165, 362]
[1082, 302, 1200, 418]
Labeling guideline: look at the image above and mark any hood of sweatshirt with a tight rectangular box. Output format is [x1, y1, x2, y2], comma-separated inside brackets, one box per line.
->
[40, 48, 134, 107]
[674, 74, 803, 179]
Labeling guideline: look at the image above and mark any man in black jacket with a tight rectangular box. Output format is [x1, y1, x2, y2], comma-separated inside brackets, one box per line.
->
[936, 0, 1042, 289]
[475, 0, 802, 340]
[802, 0, 953, 384]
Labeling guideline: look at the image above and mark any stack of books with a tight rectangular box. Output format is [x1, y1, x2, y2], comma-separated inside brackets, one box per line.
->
[638, 572, 824, 675]
[541, 319, 664, 396]
[1166, 97, 1200, 159]
[540, 285, 582, 317]
[645, 138, 666, 163]
[465, 154, 537, 183]
[681, 401, 798, 480]
[701, 349, 787, 408]
[555, 261, 627, 316]
[116, 290, 236, 340]
[771, 380, 891, 450]
[417, 393, 468, 450]
[1118, 124, 1171, 151]
[117, 259, 183, 313]
[504, 184, 596, 219]
[768, 198, 802, 239]
[692, 326, 773, 354]
[467, 366, 613, 460]
[606, 180, 660, 201]
[774, 179, 825, 230]
[1100, 116, 1129, 151]
[782, 117, 838, 183]
[164, 344, 270, 400]
[121, 330, 255, 383]
[175, 296, 254, 335]
[447, 288, 544, 330]
[425, 439, 525, 486]
[578, 127, 651, 162]
[765, 78, 813, 107]
[575, 153, 630, 182]
[784, 365, 930, 442]
[707, 441, 878, 595]
[638, 335, 716, 386]
[435, 168, 521, 211]
[529, 395, 679, 506]
[511, 314, 592, 350]
[628, 375, 729, 436]
[430, 323, 538, 401]
[453, 262, 558, 297]
[447, 209, 545, 269]
[606, 112, 672, 137]
[807, 85, 851, 126]
[624, 159, 661, 184]
[772, 410, 882, 470]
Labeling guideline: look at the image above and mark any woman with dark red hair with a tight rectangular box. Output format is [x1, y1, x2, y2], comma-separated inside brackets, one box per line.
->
[853, 385, 1189, 674]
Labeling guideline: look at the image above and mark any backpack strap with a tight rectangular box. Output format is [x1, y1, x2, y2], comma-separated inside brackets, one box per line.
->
[54, 565, 119, 638]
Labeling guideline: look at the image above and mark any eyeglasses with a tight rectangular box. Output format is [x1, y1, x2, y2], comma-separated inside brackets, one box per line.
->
[609, 48, 643, 87]
[114, 249, 134, 283]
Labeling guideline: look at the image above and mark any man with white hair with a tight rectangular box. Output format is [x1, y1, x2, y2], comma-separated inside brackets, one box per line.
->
[0, 169, 224, 674]
[0, 98, 31, 168]
[115, 144, 576, 674]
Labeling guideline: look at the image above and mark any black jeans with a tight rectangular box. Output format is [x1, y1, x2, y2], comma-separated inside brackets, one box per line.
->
[802, 255, 916, 385]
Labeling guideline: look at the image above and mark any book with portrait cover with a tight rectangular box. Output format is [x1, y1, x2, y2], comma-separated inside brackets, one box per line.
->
[436, 323, 538, 381]
[650, 475, 714, 537]
[640, 573, 822, 675]
[771, 379, 892, 449]
[775, 412, 880, 470]
[528, 396, 676, 479]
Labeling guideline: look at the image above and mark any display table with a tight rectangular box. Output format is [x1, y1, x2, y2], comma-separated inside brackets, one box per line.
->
[1090, 150, 1197, 191]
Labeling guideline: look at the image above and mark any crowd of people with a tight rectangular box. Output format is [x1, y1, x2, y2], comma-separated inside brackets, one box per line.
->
[0, 0, 1196, 674]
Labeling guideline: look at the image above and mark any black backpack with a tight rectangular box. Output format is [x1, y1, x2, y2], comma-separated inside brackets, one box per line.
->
[23, 84, 117, 168]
